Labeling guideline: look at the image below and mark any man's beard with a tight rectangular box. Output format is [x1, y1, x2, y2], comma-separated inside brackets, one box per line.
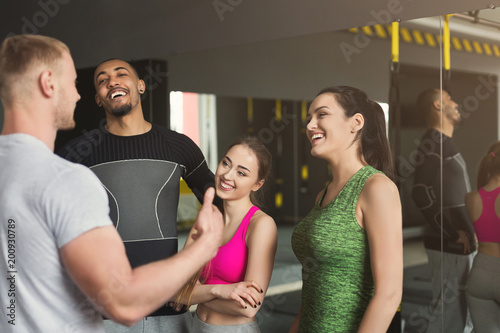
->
[108, 103, 132, 118]
[450, 110, 462, 126]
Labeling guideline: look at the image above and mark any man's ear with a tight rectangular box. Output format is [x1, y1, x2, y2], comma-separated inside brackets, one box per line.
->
[39, 70, 55, 98]
[138, 79, 145, 94]
[432, 99, 441, 111]
[95, 94, 102, 107]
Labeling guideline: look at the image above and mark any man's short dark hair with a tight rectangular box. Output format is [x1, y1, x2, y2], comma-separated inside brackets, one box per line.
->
[416, 88, 441, 126]
[94, 58, 140, 79]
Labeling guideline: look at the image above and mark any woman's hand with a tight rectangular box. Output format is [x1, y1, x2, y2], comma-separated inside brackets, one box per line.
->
[212, 281, 263, 309]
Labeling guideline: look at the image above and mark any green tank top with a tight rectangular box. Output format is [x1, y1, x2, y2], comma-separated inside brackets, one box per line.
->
[291, 165, 380, 332]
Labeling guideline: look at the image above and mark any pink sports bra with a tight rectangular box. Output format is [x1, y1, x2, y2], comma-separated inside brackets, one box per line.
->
[202, 206, 260, 285]
[474, 187, 500, 243]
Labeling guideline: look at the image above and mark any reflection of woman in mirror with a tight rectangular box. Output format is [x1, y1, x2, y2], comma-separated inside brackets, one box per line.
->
[290, 86, 403, 332]
[465, 142, 500, 333]
[174, 136, 277, 333]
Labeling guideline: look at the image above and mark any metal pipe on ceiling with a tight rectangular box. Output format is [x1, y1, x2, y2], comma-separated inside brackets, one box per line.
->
[452, 9, 500, 30]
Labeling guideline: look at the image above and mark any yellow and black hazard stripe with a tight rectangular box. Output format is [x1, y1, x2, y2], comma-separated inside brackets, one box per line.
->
[349, 22, 500, 57]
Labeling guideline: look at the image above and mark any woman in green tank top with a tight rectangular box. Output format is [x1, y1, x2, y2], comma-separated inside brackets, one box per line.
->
[290, 86, 403, 332]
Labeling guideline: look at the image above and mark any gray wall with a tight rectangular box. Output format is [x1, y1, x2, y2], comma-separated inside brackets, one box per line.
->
[167, 27, 500, 102]
[167, 30, 392, 102]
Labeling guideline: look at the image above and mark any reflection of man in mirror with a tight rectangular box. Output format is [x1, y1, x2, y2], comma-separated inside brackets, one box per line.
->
[57, 59, 218, 333]
[412, 88, 476, 333]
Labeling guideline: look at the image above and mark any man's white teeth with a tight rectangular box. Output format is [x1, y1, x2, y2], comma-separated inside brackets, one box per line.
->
[220, 181, 233, 190]
[111, 91, 125, 99]
[312, 134, 324, 140]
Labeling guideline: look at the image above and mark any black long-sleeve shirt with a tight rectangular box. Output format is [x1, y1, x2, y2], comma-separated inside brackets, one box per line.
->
[57, 123, 217, 316]
[412, 129, 476, 254]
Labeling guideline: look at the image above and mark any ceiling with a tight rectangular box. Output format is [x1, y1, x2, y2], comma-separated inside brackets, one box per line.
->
[1, 1, 500, 68]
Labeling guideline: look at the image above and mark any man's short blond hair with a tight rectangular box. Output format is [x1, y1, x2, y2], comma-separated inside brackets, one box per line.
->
[0, 34, 70, 105]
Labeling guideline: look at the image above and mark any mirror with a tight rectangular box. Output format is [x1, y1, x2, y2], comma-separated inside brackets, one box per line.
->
[395, 12, 498, 333]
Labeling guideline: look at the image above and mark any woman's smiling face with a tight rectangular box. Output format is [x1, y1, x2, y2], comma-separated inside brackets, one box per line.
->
[306, 93, 355, 159]
[215, 144, 263, 201]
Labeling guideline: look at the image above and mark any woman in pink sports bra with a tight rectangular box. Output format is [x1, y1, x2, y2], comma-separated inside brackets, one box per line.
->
[465, 141, 500, 333]
[175, 136, 277, 333]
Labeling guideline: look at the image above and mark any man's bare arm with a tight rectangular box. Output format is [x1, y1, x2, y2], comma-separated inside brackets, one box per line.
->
[60, 188, 223, 327]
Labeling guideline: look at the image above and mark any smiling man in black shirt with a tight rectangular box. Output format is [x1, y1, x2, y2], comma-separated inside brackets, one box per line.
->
[58, 59, 217, 333]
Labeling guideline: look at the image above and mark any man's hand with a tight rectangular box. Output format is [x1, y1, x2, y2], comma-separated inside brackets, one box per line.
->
[190, 187, 223, 258]
[456, 230, 471, 254]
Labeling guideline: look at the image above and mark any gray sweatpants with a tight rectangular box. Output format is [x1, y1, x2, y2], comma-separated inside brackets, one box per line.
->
[466, 252, 500, 333]
[425, 249, 475, 333]
[103, 312, 192, 333]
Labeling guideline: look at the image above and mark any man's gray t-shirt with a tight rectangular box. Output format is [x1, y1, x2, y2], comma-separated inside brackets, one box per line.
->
[0, 134, 112, 332]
